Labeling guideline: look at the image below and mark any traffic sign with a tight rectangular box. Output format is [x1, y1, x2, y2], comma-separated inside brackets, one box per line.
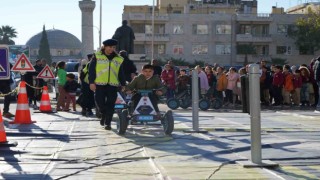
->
[11, 53, 35, 74]
[37, 65, 55, 79]
[0, 45, 10, 80]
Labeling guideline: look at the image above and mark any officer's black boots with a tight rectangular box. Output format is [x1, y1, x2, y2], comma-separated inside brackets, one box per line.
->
[104, 115, 112, 130]
[100, 114, 106, 126]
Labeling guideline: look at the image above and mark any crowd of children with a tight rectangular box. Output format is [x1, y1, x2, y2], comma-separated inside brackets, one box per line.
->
[165, 58, 320, 109]
[51, 56, 320, 117]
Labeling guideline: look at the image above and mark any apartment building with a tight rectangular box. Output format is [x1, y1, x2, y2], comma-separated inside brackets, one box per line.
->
[123, 0, 315, 66]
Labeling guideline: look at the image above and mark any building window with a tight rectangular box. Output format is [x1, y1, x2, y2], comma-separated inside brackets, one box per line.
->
[192, 24, 208, 35]
[255, 45, 269, 55]
[58, 50, 62, 56]
[192, 44, 208, 55]
[173, 45, 183, 55]
[216, 45, 231, 55]
[216, 25, 231, 34]
[157, 44, 165, 55]
[145, 25, 152, 34]
[240, 25, 251, 34]
[173, 24, 184, 34]
[70, 50, 74, 55]
[276, 46, 291, 55]
[134, 44, 145, 54]
[277, 24, 288, 34]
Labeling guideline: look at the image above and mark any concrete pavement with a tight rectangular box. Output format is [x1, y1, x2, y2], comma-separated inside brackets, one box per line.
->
[1, 99, 320, 179]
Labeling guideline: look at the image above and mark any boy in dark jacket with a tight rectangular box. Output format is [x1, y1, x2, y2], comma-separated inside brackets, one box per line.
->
[272, 65, 284, 106]
[64, 73, 80, 111]
[125, 64, 166, 115]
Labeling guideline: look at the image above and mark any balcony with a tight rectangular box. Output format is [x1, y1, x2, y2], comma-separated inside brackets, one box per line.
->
[128, 13, 169, 21]
[236, 34, 272, 42]
[236, 13, 273, 22]
[135, 33, 170, 42]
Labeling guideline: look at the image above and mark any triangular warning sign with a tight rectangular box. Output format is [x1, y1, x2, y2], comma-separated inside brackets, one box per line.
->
[11, 53, 35, 72]
[37, 65, 55, 79]
[133, 95, 156, 115]
[0, 64, 5, 72]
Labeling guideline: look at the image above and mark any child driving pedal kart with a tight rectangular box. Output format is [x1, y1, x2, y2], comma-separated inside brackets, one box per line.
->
[125, 64, 166, 118]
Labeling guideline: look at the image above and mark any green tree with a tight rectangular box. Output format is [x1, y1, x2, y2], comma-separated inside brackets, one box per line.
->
[0, 25, 17, 45]
[237, 44, 256, 66]
[288, 8, 320, 54]
[38, 25, 52, 64]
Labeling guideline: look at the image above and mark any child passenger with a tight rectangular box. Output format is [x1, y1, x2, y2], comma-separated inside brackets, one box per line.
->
[125, 64, 166, 116]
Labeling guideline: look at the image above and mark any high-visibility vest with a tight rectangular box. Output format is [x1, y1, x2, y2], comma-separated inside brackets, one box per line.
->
[94, 52, 123, 86]
[82, 63, 89, 84]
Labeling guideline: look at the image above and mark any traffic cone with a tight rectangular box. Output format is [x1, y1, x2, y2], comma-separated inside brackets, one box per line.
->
[10, 81, 36, 124]
[36, 86, 55, 113]
[0, 110, 18, 147]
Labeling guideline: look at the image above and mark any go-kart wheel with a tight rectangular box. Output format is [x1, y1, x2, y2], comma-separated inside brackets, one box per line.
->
[162, 110, 174, 135]
[180, 98, 191, 109]
[167, 98, 180, 110]
[117, 109, 128, 135]
[212, 98, 223, 109]
[199, 99, 210, 111]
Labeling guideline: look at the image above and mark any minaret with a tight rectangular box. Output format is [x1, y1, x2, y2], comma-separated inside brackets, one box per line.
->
[79, 0, 95, 58]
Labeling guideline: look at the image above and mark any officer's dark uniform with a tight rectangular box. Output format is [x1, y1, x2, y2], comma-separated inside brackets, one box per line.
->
[88, 39, 126, 130]
[78, 54, 95, 116]
[0, 68, 12, 116]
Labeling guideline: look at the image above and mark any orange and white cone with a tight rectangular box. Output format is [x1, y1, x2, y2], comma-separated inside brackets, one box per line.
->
[38, 86, 55, 113]
[0, 110, 17, 147]
[10, 81, 36, 124]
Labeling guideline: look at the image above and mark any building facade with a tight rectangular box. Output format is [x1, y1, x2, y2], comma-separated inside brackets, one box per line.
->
[124, 0, 317, 66]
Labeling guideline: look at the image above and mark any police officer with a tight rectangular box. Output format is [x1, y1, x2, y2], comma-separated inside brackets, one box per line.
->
[78, 54, 95, 116]
[88, 39, 126, 130]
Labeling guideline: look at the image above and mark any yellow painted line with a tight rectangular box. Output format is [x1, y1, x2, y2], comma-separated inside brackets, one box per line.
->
[308, 165, 320, 171]
[279, 165, 319, 179]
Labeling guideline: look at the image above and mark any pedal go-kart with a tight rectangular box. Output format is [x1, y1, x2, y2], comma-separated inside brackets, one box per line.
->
[114, 92, 128, 113]
[117, 90, 174, 135]
[167, 85, 212, 111]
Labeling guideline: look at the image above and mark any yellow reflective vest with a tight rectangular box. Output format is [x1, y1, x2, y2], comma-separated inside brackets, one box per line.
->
[94, 52, 123, 86]
[82, 63, 89, 84]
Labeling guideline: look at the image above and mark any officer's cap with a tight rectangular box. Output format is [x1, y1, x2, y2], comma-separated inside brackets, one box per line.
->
[87, 53, 93, 60]
[103, 39, 118, 46]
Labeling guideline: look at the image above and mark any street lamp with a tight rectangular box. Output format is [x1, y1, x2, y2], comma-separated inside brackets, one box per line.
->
[99, 0, 102, 47]
[151, 0, 155, 61]
[230, 10, 238, 66]
[93, 25, 101, 49]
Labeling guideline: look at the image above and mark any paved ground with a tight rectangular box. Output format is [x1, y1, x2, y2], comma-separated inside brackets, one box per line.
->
[1, 98, 320, 179]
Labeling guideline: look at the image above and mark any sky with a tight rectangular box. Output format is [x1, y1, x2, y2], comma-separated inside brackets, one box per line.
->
[0, 0, 302, 49]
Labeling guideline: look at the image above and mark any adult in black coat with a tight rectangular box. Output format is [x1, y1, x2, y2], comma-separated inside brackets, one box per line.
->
[119, 50, 137, 83]
[0, 63, 14, 118]
[151, 59, 162, 78]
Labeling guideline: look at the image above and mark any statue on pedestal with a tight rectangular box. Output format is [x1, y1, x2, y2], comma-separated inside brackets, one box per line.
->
[112, 20, 135, 54]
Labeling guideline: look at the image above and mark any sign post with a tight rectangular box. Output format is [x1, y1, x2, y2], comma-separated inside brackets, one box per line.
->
[236, 64, 278, 167]
[183, 70, 207, 133]
[0, 45, 10, 80]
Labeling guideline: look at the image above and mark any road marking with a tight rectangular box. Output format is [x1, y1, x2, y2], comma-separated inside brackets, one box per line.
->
[277, 165, 319, 179]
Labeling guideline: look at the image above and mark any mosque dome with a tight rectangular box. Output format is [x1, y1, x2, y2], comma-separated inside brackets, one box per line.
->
[26, 29, 81, 49]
